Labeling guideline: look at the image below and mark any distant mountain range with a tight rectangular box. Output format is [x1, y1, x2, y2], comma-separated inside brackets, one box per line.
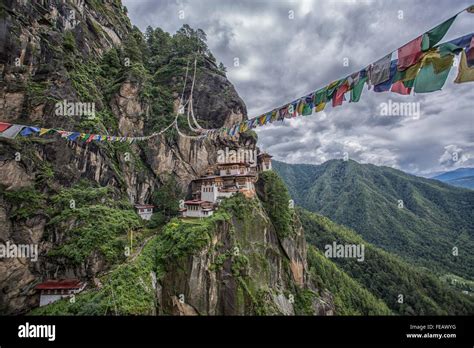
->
[300, 209, 474, 315]
[431, 168, 474, 189]
[273, 159, 474, 279]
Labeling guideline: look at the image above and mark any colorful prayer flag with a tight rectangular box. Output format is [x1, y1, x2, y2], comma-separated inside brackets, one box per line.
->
[374, 60, 398, 92]
[414, 56, 452, 93]
[350, 76, 367, 102]
[20, 126, 40, 136]
[333, 82, 349, 107]
[454, 49, 474, 84]
[0, 125, 24, 139]
[369, 53, 392, 85]
[0, 122, 12, 132]
[315, 102, 326, 112]
[421, 16, 457, 51]
[391, 81, 412, 95]
[313, 88, 327, 105]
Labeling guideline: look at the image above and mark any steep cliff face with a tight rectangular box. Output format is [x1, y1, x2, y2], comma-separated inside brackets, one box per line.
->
[0, 0, 255, 313]
[158, 195, 333, 315]
[30, 192, 334, 316]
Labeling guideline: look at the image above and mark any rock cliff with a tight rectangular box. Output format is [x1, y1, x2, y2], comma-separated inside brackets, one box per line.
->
[0, 0, 333, 315]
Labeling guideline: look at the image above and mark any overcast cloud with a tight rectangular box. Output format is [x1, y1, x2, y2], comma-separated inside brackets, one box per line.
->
[123, 0, 474, 175]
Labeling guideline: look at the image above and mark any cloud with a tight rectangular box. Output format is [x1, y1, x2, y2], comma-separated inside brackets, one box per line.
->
[123, 0, 474, 174]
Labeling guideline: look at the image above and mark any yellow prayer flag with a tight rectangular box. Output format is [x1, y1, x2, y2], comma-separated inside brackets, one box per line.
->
[39, 128, 50, 136]
[315, 102, 326, 112]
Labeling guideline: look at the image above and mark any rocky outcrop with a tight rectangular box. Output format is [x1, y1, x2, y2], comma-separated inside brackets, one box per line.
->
[0, 0, 254, 314]
[159, 198, 334, 315]
[0, 0, 334, 316]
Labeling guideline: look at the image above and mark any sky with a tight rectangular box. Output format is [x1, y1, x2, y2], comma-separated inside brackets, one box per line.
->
[123, 0, 474, 176]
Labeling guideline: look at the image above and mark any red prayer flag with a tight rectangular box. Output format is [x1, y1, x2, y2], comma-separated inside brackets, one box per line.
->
[0, 122, 12, 132]
[332, 82, 349, 107]
[86, 134, 95, 143]
[398, 35, 423, 70]
[391, 81, 412, 95]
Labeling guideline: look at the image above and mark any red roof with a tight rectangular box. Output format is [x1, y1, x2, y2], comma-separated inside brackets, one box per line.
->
[35, 279, 83, 290]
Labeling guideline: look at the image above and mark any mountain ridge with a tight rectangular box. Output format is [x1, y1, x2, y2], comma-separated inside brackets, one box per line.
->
[273, 159, 474, 279]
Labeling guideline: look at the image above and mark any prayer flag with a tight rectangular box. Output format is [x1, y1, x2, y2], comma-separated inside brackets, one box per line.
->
[454, 49, 474, 84]
[0, 122, 12, 132]
[414, 57, 452, 93]
[315, 102, 326, 112]
[421, 16, 457, 51]
[369, 53, 392, 85]
[20, 126, 40, 136]
[313, 88, 327, 105]
[67, 132, 81, 141]
[350, 76, 367, 102]
[39, 128, 51, 136]
[374, 60, 398, 92]
[333, 82, 349, 107]
[391, 81, 412, 95]
[0, 125, 24, 139]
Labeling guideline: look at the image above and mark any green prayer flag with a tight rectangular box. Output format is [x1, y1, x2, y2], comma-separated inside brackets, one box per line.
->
[414, 61, 451, 93]
[438, 42, 464, 57]
[326, 79, 344, 100]
[393, 69, 405, 83]
[350, 76, 367, 102]
[403, 79, 415, 88]
[421, 16, 457, 51]
[302, 103, 313, 116]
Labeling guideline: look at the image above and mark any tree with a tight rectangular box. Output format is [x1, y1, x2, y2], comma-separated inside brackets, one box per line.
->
[151, 175, 183, 221]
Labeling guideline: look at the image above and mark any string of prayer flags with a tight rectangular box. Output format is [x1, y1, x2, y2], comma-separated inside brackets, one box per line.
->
[2, 10, 473, 143]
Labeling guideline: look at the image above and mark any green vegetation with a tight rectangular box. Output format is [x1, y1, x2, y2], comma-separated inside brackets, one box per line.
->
[1, 186, 46, 220]
[257, 171, 293, 239]
[31, 210, 229, 315]
[151, 174, 183, 223]
[307, 246, 391, 315]
[26, 81, 51, 105]
[31, 235, 162, 315]
[63, 31, 76, 52]
[299, 208, 474, 315]
[273, 159, 474, 279]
